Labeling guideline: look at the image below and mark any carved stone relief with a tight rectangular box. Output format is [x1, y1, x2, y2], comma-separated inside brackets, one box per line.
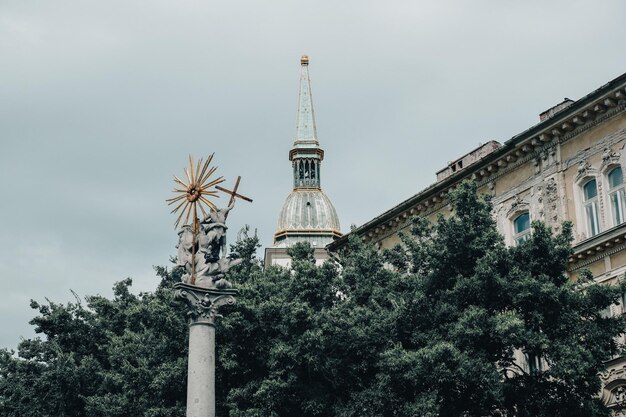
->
[600, 364, 626, 413]
[534, 177, 561, 232]
[615, 386, 626, 406]
[612, 408, 626, 417]
[600, 147, 622, 171]
[576, 159, 593, 183]
[533, 156, 541, 175]
[528, 185, 542, 225]
[505, 192, 530, 219]
[174, 283, 236, 326]
[533, 147, 557, 175]
[493, 202, 506, 237]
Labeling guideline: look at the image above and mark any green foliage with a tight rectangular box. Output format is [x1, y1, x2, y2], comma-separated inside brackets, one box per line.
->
[2, 188, 625, 416]
[286, 242, 316, 263]
[229, 225, 262, 280]
[0, 271, 188, 417]
[372, 182, 626, 416]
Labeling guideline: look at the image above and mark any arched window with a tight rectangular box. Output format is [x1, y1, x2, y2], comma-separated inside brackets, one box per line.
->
[608, 166, 625, 226]
[513, 212, 531, 245]
[583, 179, 600, 237]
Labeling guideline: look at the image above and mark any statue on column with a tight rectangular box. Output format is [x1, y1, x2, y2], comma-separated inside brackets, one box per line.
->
[167, 154, 252, 417]
[167, 154, 252, 289]
[176, 203, 242, 289]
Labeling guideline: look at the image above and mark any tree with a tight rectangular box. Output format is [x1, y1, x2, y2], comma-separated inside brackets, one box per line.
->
[1, 182, 625, 416]
[352, 181, 626, 416]
[0, 272, 189, 417]
[219, 182, 626, 416]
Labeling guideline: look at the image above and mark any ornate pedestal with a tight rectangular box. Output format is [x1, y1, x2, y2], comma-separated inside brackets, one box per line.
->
[175, 282, 237, 417]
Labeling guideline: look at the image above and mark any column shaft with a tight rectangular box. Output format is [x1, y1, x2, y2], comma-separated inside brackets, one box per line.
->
[187, 322, 216, 417]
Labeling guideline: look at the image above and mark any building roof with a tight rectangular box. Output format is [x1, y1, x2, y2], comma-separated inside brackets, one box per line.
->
[328, 70, 626, 251]
[275, 189, 341, 239]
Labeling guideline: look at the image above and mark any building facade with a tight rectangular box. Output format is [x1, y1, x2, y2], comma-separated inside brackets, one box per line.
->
[265, 56, 342, 267]
[328, 71, 626, 411]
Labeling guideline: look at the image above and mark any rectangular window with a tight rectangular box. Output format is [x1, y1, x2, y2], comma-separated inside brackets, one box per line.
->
[585, 202, 599, 237]
[611, 189, 625, 225]
[583, 179, 600, 237]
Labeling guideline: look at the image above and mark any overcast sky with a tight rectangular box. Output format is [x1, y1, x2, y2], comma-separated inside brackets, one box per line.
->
[1, 0, 626, 349]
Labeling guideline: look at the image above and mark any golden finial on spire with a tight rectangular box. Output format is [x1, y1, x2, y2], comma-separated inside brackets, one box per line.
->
[300, 55, 309, 66]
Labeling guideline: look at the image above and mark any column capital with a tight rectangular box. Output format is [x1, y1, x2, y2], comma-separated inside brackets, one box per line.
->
[174, 282, 237, 326]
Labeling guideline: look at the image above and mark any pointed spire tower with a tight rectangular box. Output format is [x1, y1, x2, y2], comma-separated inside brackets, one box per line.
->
[265, 56, 342, 266]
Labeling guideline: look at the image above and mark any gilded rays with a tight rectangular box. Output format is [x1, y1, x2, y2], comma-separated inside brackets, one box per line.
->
[167, 154, 225, 228]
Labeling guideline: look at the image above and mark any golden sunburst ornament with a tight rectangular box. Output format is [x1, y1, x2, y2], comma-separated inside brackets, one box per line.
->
[167, 154, 225, 229]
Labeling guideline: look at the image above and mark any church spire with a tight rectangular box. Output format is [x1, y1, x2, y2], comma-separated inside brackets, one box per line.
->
[295, 55, 318, 144]
[265, 54, 341, 266]
[290, 55, 324, 190]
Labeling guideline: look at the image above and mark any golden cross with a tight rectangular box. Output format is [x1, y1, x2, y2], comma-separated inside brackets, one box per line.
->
[216, 176, 253, 207]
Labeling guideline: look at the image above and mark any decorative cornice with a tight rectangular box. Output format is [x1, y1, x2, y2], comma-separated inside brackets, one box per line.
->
[174, 282, 237, 326]
[291, 186, 322, 191]
[559, 104, 625, 147]
[570, 242, 626, 271]
[274, 229, 342, 240]
[289, 148, 324, 161]
[474, 106, 624, 189]
[470, 105, 625, 189]
[568, 223, 626, 271]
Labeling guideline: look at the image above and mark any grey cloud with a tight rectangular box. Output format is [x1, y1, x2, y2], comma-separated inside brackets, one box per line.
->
[1, 0, 625, 348]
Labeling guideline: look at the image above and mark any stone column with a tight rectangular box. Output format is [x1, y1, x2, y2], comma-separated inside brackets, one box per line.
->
[175, 282, 237, 417]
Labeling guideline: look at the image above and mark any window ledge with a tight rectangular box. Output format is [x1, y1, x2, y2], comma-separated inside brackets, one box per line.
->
[570, 223, 626, 266]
